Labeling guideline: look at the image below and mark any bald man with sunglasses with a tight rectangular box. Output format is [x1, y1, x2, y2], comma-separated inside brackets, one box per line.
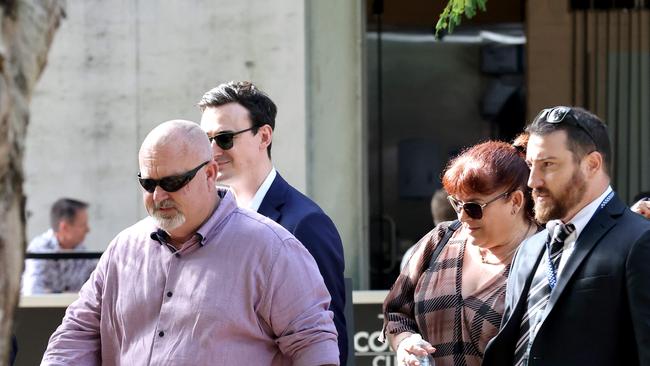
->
[198, 81, 348, 365]
[42, 120, 340, 365]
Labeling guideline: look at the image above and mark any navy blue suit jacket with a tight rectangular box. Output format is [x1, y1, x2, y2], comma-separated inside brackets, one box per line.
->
[483, 194, 650, 366]
[258, 173, 348, 365]
[10, 334, 17, 365]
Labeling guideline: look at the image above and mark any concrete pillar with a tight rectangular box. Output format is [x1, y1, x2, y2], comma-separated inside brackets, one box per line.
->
[305, 0, 368, 288]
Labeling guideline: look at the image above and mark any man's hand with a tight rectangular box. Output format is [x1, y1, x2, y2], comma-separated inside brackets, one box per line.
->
[396, 333, 436, 366]
[631, 198, 650, 219]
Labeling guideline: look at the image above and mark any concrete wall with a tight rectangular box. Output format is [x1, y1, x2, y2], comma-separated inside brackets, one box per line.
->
[25, 0, 307, 248]
[306, 1, 368, 288]
[24, 0, 366, 285]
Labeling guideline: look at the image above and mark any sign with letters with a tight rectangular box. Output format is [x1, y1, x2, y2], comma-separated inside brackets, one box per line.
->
[352, 291, 397, 366]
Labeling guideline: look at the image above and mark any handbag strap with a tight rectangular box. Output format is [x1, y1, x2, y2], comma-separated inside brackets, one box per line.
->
[428, 220, 461, 269]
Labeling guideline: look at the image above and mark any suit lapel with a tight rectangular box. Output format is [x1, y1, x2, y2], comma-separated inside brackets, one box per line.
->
[502, 232, 547, 329]
[487, 233, 546, 357]
[257, 174, 287, 222]
[542, 194, 625, 318]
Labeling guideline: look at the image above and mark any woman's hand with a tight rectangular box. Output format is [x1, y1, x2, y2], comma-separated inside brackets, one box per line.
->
[396, 333, 436, 366]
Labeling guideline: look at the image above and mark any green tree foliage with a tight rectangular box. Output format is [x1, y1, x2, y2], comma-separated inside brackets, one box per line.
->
[435, 0, 488, 37]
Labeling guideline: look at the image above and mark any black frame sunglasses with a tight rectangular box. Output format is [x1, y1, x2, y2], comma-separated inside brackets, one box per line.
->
[207, 127, 256, 150]
[534, 106, 597, 146]
[447, 191, 510, 220]
[138, 161, 210, 193]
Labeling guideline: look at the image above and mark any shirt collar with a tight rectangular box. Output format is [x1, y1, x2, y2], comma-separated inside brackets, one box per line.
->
[248, 167, 276, 212]
[149, 188, 238, 248]
[45, 229, 62, 249]
[149, 229, 170, 245]
[545, 185, 613, 240]
[45, 228, 87, 251]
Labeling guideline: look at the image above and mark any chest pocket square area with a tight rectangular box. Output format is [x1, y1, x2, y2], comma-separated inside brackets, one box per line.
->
[570, 275, 613, 292]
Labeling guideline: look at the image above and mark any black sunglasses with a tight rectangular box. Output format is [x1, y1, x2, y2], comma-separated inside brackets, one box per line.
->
[534, 106, 597, 146]
[447, 191, 510, 220]
[207, 127, 256, 150]
[138, 161, 210, 193]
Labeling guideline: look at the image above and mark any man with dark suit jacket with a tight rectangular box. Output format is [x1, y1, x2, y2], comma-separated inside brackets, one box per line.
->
[10, 334, 17, 365]
[483, 106, 650, 366]
[198, 81, 347, 364]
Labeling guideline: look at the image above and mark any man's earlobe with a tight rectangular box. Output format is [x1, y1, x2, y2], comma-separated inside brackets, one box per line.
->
[585, 151, 603, 175]
[209, 162, 219, 179]
[203, 161, 217, 183]
[511, 190, 524, 212]
[261, 125, 273, 148]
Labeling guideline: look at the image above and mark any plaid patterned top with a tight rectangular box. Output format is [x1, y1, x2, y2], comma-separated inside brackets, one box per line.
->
[383, 222, 510, 366]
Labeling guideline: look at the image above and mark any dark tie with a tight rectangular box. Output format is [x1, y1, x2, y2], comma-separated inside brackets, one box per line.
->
[513, 223, 575, 366]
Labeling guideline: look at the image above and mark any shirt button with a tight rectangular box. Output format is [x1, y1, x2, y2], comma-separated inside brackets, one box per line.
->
[166, 291, 173, 298]
[175, 253, 180, 258]
[159, 331, 165, 337]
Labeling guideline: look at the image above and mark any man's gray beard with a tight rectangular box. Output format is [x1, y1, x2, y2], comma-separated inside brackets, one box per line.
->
[151, 211, 186, 231]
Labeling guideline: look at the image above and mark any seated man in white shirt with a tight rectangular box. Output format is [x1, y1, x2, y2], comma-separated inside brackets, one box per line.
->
[21, 198, 97, 294]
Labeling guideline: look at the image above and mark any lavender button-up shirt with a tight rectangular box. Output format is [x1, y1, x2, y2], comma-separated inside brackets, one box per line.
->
[42, 190, 339, 365]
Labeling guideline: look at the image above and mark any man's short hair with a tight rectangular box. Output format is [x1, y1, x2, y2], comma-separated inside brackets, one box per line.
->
[50, 198, 88, 231]
[198, 81, 277, 157]
[526, 106, 612, 175]
[431, 189, 456, 225]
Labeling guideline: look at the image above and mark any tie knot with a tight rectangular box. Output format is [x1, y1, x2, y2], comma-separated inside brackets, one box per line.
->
[554, 223, 575, 243]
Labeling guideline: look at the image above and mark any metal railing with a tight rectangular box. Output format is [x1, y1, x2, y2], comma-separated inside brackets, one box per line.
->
[24, 252, 103, 259]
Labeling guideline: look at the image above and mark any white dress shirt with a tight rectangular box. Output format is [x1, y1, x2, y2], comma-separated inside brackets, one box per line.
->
[549, 185, 613, 276]
[248, 167, 277, 212]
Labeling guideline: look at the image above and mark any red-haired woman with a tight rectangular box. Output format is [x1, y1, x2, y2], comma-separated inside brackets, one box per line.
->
[382, 141, 538, 366]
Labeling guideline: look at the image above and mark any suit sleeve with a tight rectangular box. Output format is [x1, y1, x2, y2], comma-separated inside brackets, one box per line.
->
[626, 229, 650, 365]
[293, 212, 347, 361]
[503, 243, 526, 322]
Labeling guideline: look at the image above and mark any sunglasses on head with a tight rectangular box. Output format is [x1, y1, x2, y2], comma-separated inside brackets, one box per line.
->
[534, 106, 597, 146]
[138, 161, 209, 193]
[447, 191, 510, 220]
[207, 126, 256, 150]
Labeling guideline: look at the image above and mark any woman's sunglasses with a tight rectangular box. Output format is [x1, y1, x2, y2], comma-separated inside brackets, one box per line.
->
[447, 191, 510, 220]
[207, 127, 256, 150]
[138, 161, 209, 193]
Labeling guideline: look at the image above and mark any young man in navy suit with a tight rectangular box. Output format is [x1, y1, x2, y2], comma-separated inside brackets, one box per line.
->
[482, 107, 650, 365]
[198, 81, 348, 365]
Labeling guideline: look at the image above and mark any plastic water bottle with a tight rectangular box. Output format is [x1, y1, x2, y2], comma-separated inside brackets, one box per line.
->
[412, 334, 435, 366]
[415, 353, 434, 366]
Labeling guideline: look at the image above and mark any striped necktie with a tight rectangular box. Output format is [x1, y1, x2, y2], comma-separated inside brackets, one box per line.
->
[513, 223, 575, 365]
